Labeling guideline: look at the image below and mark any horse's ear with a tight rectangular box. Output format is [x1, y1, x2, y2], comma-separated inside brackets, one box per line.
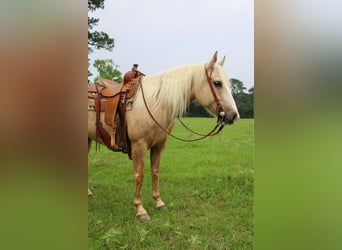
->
[208, 51, 218, 69]
[218, 56, 226, 66]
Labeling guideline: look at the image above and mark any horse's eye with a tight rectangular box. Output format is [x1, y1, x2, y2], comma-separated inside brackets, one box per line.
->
[213, 81, 222, 88]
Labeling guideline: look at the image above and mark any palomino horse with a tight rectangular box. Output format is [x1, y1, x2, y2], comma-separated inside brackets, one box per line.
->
[88, 51, 239, 221]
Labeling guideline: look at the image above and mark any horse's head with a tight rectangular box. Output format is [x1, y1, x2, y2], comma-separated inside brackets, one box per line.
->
[194, 51, 240, 125]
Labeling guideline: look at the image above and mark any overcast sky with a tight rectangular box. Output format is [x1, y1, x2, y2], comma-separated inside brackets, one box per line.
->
[89, 0, 254, 89]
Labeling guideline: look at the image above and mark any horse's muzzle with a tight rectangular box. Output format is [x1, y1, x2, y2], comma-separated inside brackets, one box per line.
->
[221, 111, 239, 125]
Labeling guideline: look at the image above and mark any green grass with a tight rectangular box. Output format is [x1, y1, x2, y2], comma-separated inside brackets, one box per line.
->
[88, 118, 254, 249]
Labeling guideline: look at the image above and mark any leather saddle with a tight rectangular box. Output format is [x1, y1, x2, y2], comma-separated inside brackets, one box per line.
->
[88, 76, 141, 159]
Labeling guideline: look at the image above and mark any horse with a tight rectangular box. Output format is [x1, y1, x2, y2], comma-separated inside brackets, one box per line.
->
[88, 51, 239, 221]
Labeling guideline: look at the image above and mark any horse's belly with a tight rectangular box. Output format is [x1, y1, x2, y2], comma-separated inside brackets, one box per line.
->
[126, 111, 173, 148]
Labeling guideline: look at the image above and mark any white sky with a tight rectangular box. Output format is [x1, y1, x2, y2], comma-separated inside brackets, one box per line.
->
[89, 0, 254, 89]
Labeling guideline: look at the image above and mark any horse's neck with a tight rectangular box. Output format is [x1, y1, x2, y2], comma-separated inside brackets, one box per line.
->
[144, 64, 203, 122]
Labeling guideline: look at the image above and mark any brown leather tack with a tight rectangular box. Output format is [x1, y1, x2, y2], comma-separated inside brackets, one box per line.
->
[87, 74, 142, 158]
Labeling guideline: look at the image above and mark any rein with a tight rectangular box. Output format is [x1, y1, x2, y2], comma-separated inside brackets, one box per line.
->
[176, 116, 222, 137]
[139, 67, 225, 142]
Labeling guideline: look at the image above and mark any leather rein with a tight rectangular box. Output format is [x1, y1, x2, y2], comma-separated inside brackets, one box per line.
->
[140, 65, 225, 142]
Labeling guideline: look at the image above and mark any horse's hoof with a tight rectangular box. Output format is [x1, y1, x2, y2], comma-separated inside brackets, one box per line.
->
[88, 189, 93, 196]
[156, 205, 167, 211]
[137, 213, 151, 221]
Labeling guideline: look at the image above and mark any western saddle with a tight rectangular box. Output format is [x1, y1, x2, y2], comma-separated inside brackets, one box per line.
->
[88, 69, 144, 159]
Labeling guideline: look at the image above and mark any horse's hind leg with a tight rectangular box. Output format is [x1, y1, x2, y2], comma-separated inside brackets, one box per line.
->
[88, 137, 93, 196]
[150, 142, 166, 210]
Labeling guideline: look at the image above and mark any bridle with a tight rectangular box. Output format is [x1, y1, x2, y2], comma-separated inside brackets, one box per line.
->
[204, 65, 227, 125]
[140, 65, 226, 142]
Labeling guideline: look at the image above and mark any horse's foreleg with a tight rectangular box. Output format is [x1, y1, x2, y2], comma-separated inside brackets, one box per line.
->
[150, 143, 166, 210]
[88, 138, 93, 196]
[132, 141, 150, 221]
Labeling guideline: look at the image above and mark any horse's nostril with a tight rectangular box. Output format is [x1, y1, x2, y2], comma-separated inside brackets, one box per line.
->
[232, 112, 238, 121]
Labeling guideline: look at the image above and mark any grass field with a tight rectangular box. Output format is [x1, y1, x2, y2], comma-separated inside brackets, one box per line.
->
[88, 118, 254, 249]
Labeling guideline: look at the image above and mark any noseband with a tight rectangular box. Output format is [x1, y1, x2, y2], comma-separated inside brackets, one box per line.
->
[204, 65, 226, 125]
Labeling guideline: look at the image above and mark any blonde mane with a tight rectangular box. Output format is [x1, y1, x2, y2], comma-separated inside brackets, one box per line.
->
[141, 63, 207, 120]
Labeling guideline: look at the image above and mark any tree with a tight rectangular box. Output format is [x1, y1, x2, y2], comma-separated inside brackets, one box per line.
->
[230, 78, 254, 118]
[88, 0, 116, 80]
[88, 58, 93, 78]
[185, 101, 212, 117]
[93, 59, 122, 83]
[88, 0, 114, 53]
[230, 78, 247, 96]
[248, 86, 254, 94]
